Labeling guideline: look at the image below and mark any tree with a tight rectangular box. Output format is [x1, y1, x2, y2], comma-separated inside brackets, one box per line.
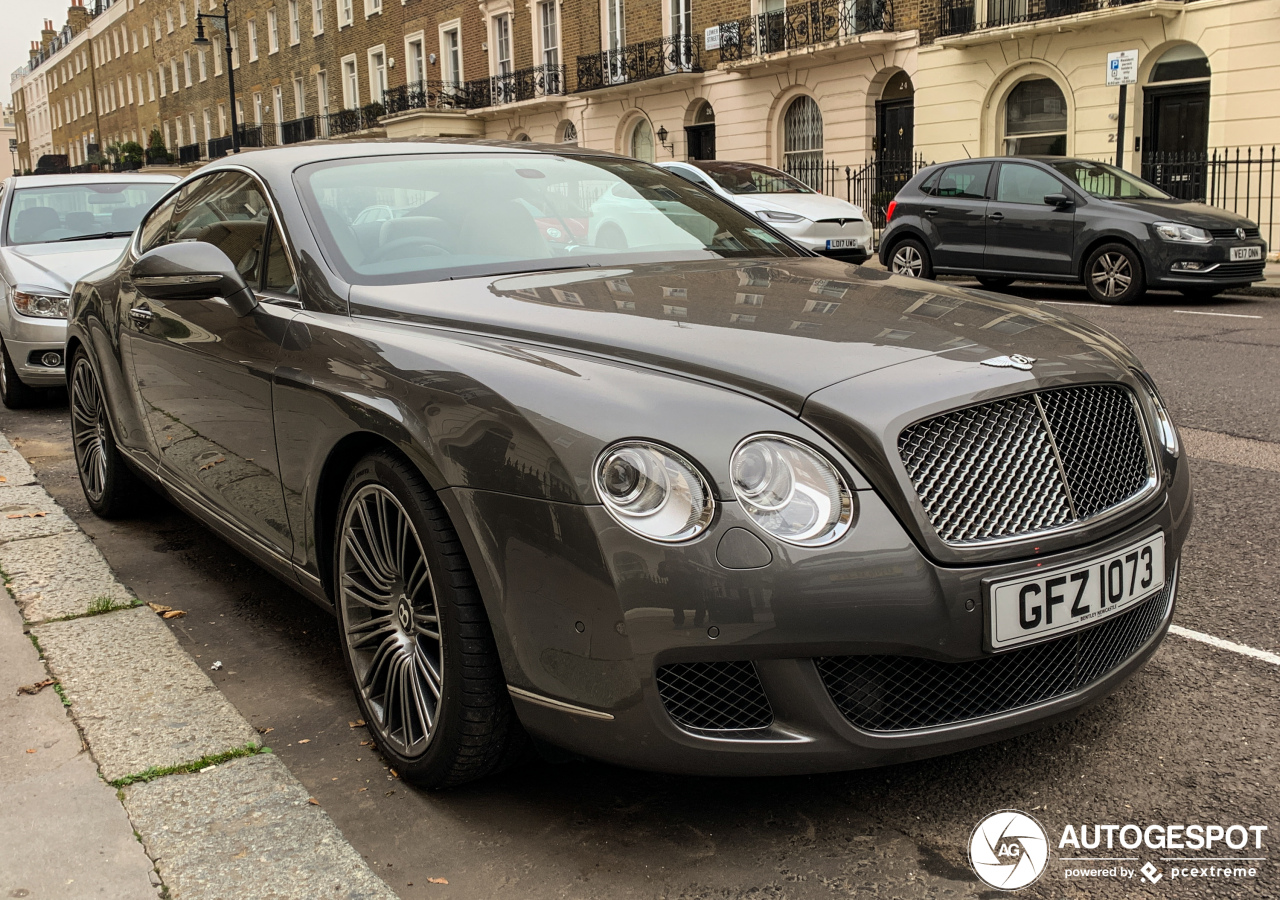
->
[146, 128, 172, 164]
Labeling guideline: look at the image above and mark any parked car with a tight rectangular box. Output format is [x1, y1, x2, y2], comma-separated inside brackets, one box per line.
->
[878, 156, 1267, 303]
[69, 142, 1190, 788]
[658, 160, 873, 263]
[0, 172, 178, 407]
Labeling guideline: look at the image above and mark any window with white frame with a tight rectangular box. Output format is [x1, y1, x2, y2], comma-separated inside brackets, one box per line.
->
[293, 76, 305, 115]
[147, 70, 155, 101]
[273, 85, 283, 124]
[341, 55, 358, 108]
[179, 1, 187, 27]
[214, 37, 223, 73]
[288, 1, 300, 43]
[606, 0, 624, 50]
[203, 108, 212, 144]
[183, 51, 192, 86]
[268, 10, 279, 53]
[248, 20, 258, 59]
[441, 25, 462, 83]
[198, 48, 207, 80]
[669, 0, 692, 68]
[158, 65, 166, 97]
[175, 117, 184, 147]
[143, 26, 149, 48]
[171, 58, 180, 91]
[340, 0, 353, 27]
[368, 47, 387, 104]
[188, 113, 197, 144]
[153, 17, 161, 40]
[133, 30, 139, 53]
[405, 36, 425, 84]
[317, 70, 329, 115]
[493, 14, 512, 76]
[219, 103, 227, 135]
[314, 0, 324, 34]
[230, 29, 240, 67]
[253, 91, 263, 124]
[166, 9, 174, 33]
[365, 0, 382, 16]
[539, 1, 559, 69]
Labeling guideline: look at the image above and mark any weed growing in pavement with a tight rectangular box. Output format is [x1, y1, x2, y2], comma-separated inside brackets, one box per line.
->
[52, 682, 70, 708]
[108, 743, 270, 787]
[84, 596, 139, 616]
[27, 631, 43, 657]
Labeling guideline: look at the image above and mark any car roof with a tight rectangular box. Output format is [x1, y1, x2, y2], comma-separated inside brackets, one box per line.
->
[5, 173, 180, 188]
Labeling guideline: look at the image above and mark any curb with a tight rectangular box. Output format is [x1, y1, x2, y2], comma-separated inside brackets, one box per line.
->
[0, 434, 398, 900]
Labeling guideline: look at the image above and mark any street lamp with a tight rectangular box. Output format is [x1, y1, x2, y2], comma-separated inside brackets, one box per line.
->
[656, 125, 675, 158]
[193, 1, 240, 154]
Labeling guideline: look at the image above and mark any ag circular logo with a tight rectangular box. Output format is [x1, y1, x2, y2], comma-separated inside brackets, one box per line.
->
[969, 810, 1050, 891]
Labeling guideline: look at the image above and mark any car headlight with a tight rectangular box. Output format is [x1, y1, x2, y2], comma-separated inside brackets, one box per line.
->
[12, 289, 70, 319]
[1154, 222, 1210, 244]
[1134, 372, 1180, 457]
[595, 441, 714, 542]
[755, 209, 807, 223]
[730, 435, 854, 546]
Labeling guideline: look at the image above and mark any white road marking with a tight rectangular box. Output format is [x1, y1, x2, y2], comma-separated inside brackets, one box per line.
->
[1169, 625, 1280, 666]
[1045, 302, 1114, 308]
[1173, 310, 1262, 319]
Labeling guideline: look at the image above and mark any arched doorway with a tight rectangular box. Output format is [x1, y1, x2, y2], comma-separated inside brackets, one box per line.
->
[876, 72, 914, 164]
[783, 95, 823, 188]
[628, 117, 655, 162]
[1002, 78, 1067, 155]
[685, 101, 715, 160]
[1141, 45, 1210, 196]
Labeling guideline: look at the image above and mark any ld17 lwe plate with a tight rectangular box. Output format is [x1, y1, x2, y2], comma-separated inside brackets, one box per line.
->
[988, 533, 1166, 651]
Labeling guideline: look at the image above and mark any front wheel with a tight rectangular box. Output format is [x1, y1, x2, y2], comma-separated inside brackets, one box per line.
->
[888, 238, 934, 279]
[70, 349, 143, 518]
[334, 451, 525, 789]
[0, 337, 38, 409]
[1085, 243, 1145, 304]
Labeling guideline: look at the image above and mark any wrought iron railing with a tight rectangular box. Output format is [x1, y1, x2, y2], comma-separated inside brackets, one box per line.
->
[204, 124, 278, 158]
[178, 143, 201, 164]
[324, 109, 368, 136]
[717, 0, 892, 61]
[489, 64, 567, 105]
[281, 115, 318, 144]
[785, 154, 931, 247]
[940, 0, 1149, 36]
[1142, 146, 1278, 246]
[382, 80, 473, 115]
[576, 36, 701, 92]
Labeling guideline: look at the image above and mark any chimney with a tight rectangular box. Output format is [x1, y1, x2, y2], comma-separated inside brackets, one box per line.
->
[29, 41, 40, 64]
[67, 0, 90, 35]
[41, 20, 57, 55]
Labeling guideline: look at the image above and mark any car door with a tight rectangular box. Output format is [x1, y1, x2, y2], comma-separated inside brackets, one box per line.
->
[983, 162, 1076, 276]
[125, 170, 298, 557]
[920, 162, 992, 271]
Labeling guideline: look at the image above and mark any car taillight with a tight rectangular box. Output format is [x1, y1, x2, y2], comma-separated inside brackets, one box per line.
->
[885, 199, 898, 223]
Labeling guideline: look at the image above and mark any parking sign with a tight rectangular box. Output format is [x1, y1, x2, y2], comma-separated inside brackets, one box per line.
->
[1107, 50, 1138, 86]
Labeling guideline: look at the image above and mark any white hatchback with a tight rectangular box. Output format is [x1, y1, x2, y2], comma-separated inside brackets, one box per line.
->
[658, 160, 873, 263]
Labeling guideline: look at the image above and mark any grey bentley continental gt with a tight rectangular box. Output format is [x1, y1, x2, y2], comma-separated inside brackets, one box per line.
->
[67, 141, 1192, 788]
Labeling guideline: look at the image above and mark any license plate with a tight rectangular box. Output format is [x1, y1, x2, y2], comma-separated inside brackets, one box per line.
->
[826, 239, 859, 249]
[988, 533, 1166, 652]
[1230, 245, 1262, 262]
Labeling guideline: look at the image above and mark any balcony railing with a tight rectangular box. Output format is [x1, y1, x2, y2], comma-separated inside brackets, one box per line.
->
[717, 0, 892, 61]
[323, 108, 371, 137]
[205, 124, 278, 159]
[281, 115, 318, 145]
[177, 143, 201, 164]
[489, 64, 568, 105]
[576, 36, 701, 92]
[940, 0, 1147, 36]
[382, 80, 474, 115]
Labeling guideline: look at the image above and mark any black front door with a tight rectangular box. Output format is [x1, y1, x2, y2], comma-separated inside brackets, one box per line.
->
[685, 123, 715, 160]
[876, 98, 915, 199]
[1142, 84, 1210, 199]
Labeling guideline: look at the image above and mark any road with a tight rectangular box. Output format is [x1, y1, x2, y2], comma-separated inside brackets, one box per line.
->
[3, 281, 1277, 899]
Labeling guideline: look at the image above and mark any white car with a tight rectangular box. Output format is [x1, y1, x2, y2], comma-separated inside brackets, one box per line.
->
[0, 173, 177, 407]
[657, 160, 873, 263]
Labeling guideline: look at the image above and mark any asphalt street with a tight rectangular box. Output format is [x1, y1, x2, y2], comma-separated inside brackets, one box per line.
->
[3, 280, 1277, 899]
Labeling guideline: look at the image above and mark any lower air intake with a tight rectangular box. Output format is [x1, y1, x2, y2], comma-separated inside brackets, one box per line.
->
[655, 661, 773, 734]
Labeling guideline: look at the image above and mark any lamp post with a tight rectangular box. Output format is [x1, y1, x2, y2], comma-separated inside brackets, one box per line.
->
[193, 1, 239, 154]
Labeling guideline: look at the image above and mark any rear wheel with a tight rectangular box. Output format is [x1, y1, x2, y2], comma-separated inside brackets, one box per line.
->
[334, 451, 525, 789]
[977, 276, 1015, 291]
[1085, 243, 1145, 304]
[888, 238, 933, 279]
[70, 349, 142, 518]
[0, 337, 38, 409]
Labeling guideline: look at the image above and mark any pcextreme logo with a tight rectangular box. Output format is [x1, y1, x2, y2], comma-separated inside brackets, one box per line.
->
[969, 810, 1050, 891]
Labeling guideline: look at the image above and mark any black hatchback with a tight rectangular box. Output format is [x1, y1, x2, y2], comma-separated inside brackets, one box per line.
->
[878, 157, 1267, 303]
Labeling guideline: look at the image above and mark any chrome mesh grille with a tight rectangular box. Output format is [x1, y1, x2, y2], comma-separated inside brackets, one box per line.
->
[816, 578, 1173, 732]
[655, 661, 773, 733]
[898, 385, 1152, 545]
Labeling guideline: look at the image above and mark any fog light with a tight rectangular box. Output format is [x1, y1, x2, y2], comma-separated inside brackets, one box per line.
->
[41, 351, 62, 367]
[1172, 261, 1206, 272]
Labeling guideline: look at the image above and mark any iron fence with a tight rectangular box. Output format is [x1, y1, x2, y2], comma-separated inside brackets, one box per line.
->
[489, 64, 567, 105]
[145, 149, 171, 166]
[785, 154, 931, 246]
[717, 0, 892, 62]
[281, 115, 318, 145]
[1143, 146, 1278, 246]
[323, 109, 369, 137]
[941, 0, 1145, 36]
[382, 80, 474, 115]
[178, 143, 201, 165]
[576, 36, 701, 92]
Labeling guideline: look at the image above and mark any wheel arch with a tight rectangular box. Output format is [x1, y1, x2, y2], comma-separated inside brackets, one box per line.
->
[1077, 232, 1145, 283]
[881, 226, 929, 263]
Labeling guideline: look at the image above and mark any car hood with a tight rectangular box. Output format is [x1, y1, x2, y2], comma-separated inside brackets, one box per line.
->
[1, 239, 129, 293]
[1105, 197, 1258, 229]
[350, 257, 1143, 414]
[729, 192, 865, 220]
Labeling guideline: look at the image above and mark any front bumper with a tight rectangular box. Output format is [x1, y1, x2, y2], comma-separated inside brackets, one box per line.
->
[773, 220, 874, 263]
[1145, 238, 1268, 289]
[2, 314, 68, 387]
[447, 463, 1190, 776]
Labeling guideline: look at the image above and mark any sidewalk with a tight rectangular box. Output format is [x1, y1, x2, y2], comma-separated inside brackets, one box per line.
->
[0, 434, 397, 900]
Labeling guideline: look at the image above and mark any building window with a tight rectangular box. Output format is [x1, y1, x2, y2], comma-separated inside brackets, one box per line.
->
[188, 113, 197, 144]
[441, 25, 461, 83]
[147, 70, 155, 101]
[273, 85, 283, 124]
[317, 70, 329, 116]
[494, 15, 512, 76]
[1003, 78, 1067, 156]
[198, 49, 207, 81]
[166, 10, 174, 33]
[253, 91, 263, 125]
[406, 37, 425, 84]
[248, 20, 258, 60]
[171, 58, 181, 91]
[314, 0, 324, 34]
[366, 0, 382, 15]
[179, 1, 188, 27]
[340, 0, 353, 27]
[218, 103, 227, 135]
[287, 1, 300, 43]
[1150, 45, 1210, 83]
[230, 30, 240, 67]
[158, 66, 166, 97]
[558, 120, 577, 144]
[268, 10, 279, 53]
[783, 94, 823, 185]
[628, 117, 654, 162]
[540, 2, 559, 69]
[203, 108, 212, 145]
[368, 48, 387, 104]
[214, 38, 224, 74]
[341, 56, 358, 108]
[183, 51, 193, 87]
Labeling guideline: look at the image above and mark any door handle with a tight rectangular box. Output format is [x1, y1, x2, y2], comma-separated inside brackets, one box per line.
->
[988, 211, 1004, 221]
[924, 208, 939, 217]
[129, 307, 154, 327]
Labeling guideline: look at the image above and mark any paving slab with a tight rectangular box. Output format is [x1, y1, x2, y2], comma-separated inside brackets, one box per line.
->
[0, 435, 38, 486]
[0, 531, 137, 623]
[32, 606, 260, 782]
[0, 484, 78, 542]
[123, 752, 397, 900]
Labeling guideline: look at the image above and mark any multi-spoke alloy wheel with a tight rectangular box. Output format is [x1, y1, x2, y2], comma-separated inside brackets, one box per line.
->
[1084, 243, 1144, 304]
[889, 239, 932, 279]
[339, 484, 443, 758]
[71, 357, 109, 503]
[1091, 252, 1132, 298]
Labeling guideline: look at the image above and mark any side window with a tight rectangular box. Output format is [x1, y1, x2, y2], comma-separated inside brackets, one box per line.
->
[671, 166, 711, 188]
[138, 191, 180, 253]
[169, 172, 270, 281]
[262, 222, 297, 295]
[996, 164, 1067, 205]
[935, 163, 992, 200]
[919, 170, 940, 196]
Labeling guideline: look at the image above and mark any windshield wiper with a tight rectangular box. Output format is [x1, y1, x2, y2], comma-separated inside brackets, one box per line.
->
[55, 231, 133, 242]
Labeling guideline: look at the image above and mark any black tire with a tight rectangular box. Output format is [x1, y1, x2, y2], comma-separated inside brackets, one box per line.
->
[1178, 288, 1224, 301]
[0, 337, 39, 409]
[887, 237, 934, 279]
[977, 276, 1015, 291]
[333, 451, 526, 789]
[1084, 242, 1145, 304]
[69, 349, 143, 518]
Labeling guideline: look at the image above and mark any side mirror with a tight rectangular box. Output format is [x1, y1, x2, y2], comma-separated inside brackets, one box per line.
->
[130, 241, 258, 317]
[1044, 192, 1072, 207]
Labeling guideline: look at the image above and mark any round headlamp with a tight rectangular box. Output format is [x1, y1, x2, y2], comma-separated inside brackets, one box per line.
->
[731, 435, 854, 546]
[595, 441, 714, 542]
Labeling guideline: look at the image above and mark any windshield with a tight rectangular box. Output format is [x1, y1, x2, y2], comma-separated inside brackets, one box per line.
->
[295, 153, 802, 285]
[1046, 160, 1171, 200]
[695, 161, 814, 195]
[5, 182, 173, 245]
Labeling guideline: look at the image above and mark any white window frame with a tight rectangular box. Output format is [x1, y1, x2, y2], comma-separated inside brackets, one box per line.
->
[364, 0, 382, 17]
[218, 103, 227, 135]
[248, 19, 258, 60]
[535, 0, 560, 70]
[214, 37, 224, 74]
[439, 20, 463, 84]
[339, 0, 353, 28]
[316, 70, 329, 115]
[293, 76, 305, 115]
[367, 46, 387, 104]
[198, 48, 207, 81]
[603, 0, 624, 51]
[171, 58, 180, 91]
[158, 65, 166, 98]
[179, 1, 187, 27]
[188, 112, 197, 144]
[404, 33, 426, 84]
[340, 54, 358, 109]
[253, 91, 263, 125]
[314, 0, 324, 34]
[272, 84, 283, 125]
[147, 70, 155, 101]
[491, 12, 513, 77]
[203, 108, 212, 145]
[230, 29, 240, 67]
[183, 50, 192, 87]
[166, 9, 174, 33]
[268, 9, 279, 53]
[288, 0, 300, 44]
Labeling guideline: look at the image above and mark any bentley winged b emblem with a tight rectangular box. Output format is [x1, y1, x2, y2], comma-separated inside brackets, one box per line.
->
[981, 354, 1037, 371]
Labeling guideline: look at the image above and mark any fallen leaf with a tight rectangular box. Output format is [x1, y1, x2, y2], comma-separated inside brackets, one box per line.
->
[161, 610, 186, 619]
[199, 457, 227, 471]
[359, 740, 372, 746]
[17, 679, 55, 696]
[0, 475, 7, 482]
[298, 739, 311, 744]
[358, 787, 368, 793]
[6, 512, 46, 519]
[146, 602, 172, 613]
[256, 726, 274, 734]
[427, 878, 449, 885]
[26, 748, 36, 754]
[348, 719, 366, 728]
[307, 797, 319, 805]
